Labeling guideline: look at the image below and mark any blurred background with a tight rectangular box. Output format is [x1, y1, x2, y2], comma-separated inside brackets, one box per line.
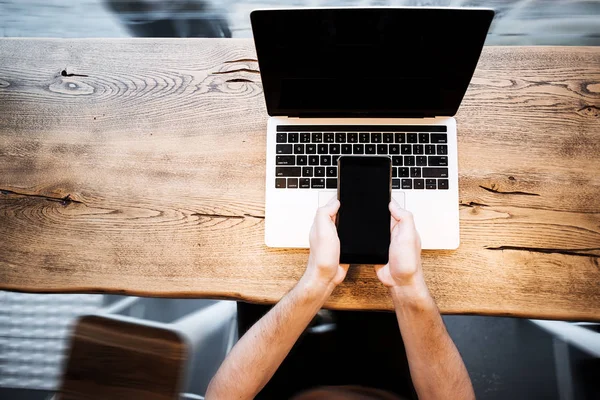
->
[0, 0, 598, 44]
[0, 1, 599, 400]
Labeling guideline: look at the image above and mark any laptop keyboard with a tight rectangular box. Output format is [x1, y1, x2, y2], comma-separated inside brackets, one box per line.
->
[274, 125, 449, 190]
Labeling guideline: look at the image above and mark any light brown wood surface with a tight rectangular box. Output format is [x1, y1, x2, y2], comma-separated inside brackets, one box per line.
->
[0, 39, 599, 320]
[58, 315, 186, 400]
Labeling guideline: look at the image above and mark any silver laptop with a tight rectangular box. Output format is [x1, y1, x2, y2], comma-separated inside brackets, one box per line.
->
[251, 7, 494, 249]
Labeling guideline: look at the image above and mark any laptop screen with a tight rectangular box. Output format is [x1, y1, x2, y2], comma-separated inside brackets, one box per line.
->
[251, 8, 494, 118]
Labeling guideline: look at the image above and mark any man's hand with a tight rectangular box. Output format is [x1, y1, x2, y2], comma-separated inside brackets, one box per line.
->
[305, 198, 349, 289]
[378, 201, 476, 400]
[206, 200, 347, 400]
[375, 200, 426, 291]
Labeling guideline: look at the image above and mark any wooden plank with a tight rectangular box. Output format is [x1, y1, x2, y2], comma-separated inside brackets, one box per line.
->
[0, 39, 599, 320]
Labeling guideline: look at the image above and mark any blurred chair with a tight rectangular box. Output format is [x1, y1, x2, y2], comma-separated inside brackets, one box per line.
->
[530, 320, 600, 358]
[0, 292, 104, 392]
[55, 298, 237, 400]
[103, 0, 231, 38]
[529, 320, 600, 400]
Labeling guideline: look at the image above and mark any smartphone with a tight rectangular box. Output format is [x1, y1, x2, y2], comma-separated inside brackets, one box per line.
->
[336, 156, 392, 264]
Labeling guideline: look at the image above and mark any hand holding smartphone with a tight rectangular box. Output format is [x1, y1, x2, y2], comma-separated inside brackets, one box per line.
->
[336, 156, 392, 264]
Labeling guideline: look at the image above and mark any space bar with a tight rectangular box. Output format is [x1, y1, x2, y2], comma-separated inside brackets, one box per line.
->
[422, 168, 449, 178]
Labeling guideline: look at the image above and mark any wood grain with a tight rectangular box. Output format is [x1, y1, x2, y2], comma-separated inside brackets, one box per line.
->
[58, 315, 186, 400]
[0, 39, 599, 321]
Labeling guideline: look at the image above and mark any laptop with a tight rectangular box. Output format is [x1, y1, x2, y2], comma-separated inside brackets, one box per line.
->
[250, 7, 494, 249]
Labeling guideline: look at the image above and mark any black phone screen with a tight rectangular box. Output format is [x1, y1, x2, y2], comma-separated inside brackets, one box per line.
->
[336, 156, 391, 264]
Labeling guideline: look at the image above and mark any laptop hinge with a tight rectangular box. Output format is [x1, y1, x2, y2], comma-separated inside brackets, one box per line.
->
[289, 113, 435, 119]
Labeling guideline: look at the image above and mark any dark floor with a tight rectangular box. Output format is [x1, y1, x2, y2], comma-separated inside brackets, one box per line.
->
[444, 316, 559, 400]
[237, 303, 564, 400]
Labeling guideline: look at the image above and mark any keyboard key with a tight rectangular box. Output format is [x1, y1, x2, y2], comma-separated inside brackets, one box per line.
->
[294, 144, 304, 154]
[423, 168, 449, 178]
[309, 155, 319, 165]
[297, 155, 307, 165]
[276, 132, 287, 143]
[395, 133, 406, 143]
[383, 133, 393, 143]
[401, 179, 412, 189]
[438, 179, 449, 189]
[392, 167, 397, 178]
[419, 133, 429, 143]
[300, 178, 310, 188]
[399, 167, 409, 177]
[320, 156, 331, 166]
[276, 178, 286, 188]
[335, 132, 346, 143]
[326, 178, 337, 189]
[312, 132, 322, 143]
[276, 156, 295, 165]
[416, 156, 427, 166]
[365, 144, 376, 154]
[300, 132, 311, 143]
[311, 178, 325, 189]
[276, 167, 301, 177]
[287, 178, 298, 188]
[330, 144, 340, 154]
[392, 156, 403, 166]
[414, 179, 424, 189]
[392, 179, 401, 189]
[377, 144, 387, 154]
[437, 145, 448, 155]
[410, 167, 422, 178]
[389, 144, 400, 154]
[371, 133, 382, 143]
[407, 133, 418, 143]
[428, 156, 448, 166]
[276, 144, 292, 154]
[306, 144, 316, 154]
[324, 133, 335, 143]
[326, 167, 337, 177]
[315, 167, 325, 177]
[425, 145, 436, 155]
[333, 155, 341, 163]
[288, 132, 299, 143]
[347, 133, 358, 143]
[302, 167, 313, 177]
[426, 179, 436, 190]
[359, 133, 369, 143]
[342, 144, 352, 154]
[413, 144, 424, 155]
[401, 145, 412, 154]
[404, 156, 415, 166]
[353, 144, 364, 154]
[431, 134, 447, 143]
[318, 144, 328, 154]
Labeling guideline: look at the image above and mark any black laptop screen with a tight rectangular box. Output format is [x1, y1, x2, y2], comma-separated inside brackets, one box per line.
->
[251, 8, 494, 118]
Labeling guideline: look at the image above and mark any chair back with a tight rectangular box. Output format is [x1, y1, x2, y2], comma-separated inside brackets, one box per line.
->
[57, 314, 187, 400]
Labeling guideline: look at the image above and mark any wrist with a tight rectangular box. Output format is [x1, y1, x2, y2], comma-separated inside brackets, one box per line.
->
[389, 276, 432, 305]
[299, 268, 337, 299]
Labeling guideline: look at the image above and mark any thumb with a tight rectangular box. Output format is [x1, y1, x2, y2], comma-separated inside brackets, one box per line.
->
[321, 198, 340, 218]
[375, 264, 395, 287]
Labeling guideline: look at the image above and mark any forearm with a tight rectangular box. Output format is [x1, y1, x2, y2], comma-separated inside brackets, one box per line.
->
[206, 274, 334, 400]
[392, 284, 474, 400]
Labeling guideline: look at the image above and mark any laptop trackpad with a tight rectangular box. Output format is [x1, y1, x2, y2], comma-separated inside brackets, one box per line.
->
[318, 191, 405, 208]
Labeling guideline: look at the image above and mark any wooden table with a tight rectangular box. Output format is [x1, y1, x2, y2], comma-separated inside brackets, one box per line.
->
[1, 39, 599, 321]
